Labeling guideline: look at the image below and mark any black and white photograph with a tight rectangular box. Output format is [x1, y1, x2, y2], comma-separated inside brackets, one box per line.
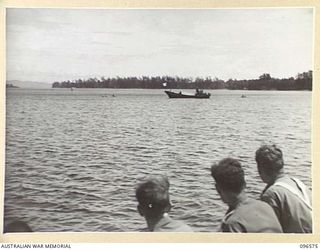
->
[4, 7, 313, 234]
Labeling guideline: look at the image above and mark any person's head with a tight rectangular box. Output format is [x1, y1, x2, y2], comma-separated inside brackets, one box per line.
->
[255, 144, 284, 184]
[211, 158, 246, 204]
[135, 175, 171, 220]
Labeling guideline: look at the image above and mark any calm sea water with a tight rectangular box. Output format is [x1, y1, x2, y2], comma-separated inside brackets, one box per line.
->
[4, 88, 312, 232]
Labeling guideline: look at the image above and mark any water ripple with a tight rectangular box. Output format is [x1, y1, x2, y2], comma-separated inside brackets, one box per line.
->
[5, 89, 312, 232]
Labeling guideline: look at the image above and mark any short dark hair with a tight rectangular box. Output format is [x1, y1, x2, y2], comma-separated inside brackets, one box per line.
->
[135, 175, 170, 214]
[255, 144, 284, 173]
[211, 158, 245, 193]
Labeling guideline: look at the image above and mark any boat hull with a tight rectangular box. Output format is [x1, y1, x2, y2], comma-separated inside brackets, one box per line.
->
[164, 91, 210, 99]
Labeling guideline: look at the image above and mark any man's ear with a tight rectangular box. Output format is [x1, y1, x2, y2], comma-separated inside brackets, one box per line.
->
[137, 205, 144, 217]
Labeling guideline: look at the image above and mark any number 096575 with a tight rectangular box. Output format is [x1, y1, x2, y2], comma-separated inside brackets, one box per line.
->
[300, 244, 318, 249]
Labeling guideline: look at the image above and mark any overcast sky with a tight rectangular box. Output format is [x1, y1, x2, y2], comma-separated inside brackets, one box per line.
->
[6, 8, 313, 83]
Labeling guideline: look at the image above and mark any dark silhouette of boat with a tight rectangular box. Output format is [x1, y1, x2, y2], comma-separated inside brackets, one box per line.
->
[164, 89, 211, 99]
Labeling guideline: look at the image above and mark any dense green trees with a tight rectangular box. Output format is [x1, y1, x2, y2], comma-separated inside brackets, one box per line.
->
[52, 71, 312, 90]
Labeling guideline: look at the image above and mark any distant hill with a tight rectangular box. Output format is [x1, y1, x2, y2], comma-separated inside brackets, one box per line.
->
[6, 80, 52, 89]
[6, 83, 19, 88]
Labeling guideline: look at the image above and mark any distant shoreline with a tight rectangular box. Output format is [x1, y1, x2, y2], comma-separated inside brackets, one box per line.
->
[6, 84, 19, 88]
[5, 86, 312, 91]
[51, 71, 312, 91]
[7, 71, 313, 91]
[50, 87, 311, 91]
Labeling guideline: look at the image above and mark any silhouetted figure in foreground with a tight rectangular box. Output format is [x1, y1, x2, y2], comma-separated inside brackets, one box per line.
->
[135, 175, 192, 232]
[211, 158, 282, 233]
[256, 144, 312, 233]
[4, 220, 32, 233]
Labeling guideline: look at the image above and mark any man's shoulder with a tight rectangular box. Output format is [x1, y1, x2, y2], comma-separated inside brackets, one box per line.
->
[173, 220, 193, 232]
[222, 198, 283, 233]
[160, 219, 193, 232]
[221, 210, 246, 232]
[264, 176, 307, 194]
[263, 176, 293, 196]
[239, 198, 276, 214]
[225, 199, 263, 221]
[221, 201, 264, 233]
[155, 215, 193, 232]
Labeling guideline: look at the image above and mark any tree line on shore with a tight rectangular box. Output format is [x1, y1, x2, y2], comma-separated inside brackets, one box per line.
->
[52, 71, 312, 90]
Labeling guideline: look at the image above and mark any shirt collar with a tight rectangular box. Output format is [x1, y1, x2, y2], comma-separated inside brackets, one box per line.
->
[265, 173, 286, 190]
